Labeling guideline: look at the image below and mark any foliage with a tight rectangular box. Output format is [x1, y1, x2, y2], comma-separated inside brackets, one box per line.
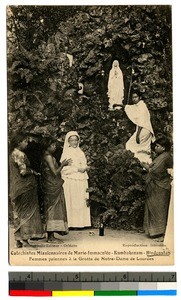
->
[7, 5, 172, 229]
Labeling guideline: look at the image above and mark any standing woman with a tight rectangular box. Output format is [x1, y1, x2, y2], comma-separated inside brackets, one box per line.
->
[9, 134, 44, 248]
[164, 168, 174, 246]
[41, 138, 71, 242]
[60, 131, 91, 229]
[141, 136, 173, 242]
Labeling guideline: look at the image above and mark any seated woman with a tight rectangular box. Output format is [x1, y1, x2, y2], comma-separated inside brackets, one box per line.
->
[41, 137, 71, 243]
[125, 91, 155, 164]
[141, 136, 173, 242]
[9, 133, 44, 248]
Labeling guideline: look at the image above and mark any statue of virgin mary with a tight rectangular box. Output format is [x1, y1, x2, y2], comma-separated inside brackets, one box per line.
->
[107, 60, 124, 110]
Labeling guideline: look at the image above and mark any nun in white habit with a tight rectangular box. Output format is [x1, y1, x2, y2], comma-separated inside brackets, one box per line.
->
[60, 131, 91, 228]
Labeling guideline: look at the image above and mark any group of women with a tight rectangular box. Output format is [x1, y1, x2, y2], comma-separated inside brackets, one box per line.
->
[9, 131, 91, 247]
[9, 92, 173, 247]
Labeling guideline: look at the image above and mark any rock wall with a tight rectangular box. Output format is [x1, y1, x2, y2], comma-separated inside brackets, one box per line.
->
[7, 5, 172, 229]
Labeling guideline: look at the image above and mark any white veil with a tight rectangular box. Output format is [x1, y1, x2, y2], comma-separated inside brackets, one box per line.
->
[60, 131, 80, 162]
[109, 60, 123, 80]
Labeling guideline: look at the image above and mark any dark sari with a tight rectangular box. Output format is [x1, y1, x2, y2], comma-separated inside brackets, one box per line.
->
[9, 149, 44, 240]
[41, 155, 68, 233]
[144, 152, 173, 237]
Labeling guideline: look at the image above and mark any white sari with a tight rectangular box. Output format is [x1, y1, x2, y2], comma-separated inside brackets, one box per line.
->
[125, 100, 155, 164]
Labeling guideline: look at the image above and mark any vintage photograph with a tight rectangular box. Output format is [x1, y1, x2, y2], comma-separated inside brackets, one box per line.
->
[7, 5, 174, 265]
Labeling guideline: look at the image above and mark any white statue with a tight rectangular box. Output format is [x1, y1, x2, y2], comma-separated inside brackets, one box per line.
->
[78, 83, 84, 94]
[66, 53, 74, 67]
[107, 60, 124, 110]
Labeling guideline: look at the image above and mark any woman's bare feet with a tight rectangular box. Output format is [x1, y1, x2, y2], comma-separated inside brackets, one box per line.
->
[16, 240, 31, 247]
[47, 236, 63, 243]
[47, 232, 63, 243]
[22, 239, 31, 247]
[16, 240, 23, 248]
[56, 231, 68, 236]
[152, 236, 164, 242]
[151, 234, 164, 242]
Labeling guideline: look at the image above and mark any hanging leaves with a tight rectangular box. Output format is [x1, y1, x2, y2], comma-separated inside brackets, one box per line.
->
[7, 5, 172, 230]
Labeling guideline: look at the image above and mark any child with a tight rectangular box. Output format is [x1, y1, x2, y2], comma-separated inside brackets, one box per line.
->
[60, 131, 91, 229]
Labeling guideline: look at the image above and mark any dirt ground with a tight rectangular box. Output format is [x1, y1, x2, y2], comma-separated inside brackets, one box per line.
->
[9, 225, 162, 248]
[9, 225, 174, 266]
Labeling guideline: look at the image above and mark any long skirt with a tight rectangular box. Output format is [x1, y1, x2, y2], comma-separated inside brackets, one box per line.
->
[63, 178, 91, 228]
[44, 185, 68, 233]
[126, 128, 152, 164]
[164, 182, 174, 245]
[12, 188, 44, 241]
[144, 181, 171, 237]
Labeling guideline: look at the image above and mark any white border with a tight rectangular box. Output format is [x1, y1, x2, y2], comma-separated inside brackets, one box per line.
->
[1, 1, 181, 299]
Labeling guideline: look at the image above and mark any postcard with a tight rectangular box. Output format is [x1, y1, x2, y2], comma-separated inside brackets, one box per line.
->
[8, 5, 174, 266]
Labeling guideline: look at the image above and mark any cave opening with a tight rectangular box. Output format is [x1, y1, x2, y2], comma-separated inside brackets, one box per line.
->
[102, 40, 132, 105]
